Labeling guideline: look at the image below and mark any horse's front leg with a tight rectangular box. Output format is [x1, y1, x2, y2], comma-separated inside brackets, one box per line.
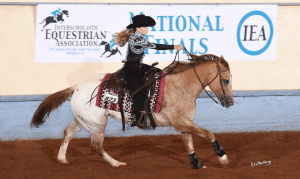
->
[181, 132, 206, 169]
[174, 121, 229, 165]
[101, 51, 108, 57]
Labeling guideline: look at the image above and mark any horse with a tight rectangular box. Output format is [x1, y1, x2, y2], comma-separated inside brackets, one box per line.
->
[30, 53, 234, 169]
[99, 41, 122, 58]
[40, 10, 69, 31]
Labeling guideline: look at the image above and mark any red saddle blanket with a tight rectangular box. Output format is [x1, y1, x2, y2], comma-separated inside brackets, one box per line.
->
[95, 73, 166, 125]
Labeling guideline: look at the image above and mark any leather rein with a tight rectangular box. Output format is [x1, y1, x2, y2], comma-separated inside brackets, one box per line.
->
[184, 47, 229, 105]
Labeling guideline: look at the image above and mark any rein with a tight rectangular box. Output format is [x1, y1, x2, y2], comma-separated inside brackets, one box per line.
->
[128, 50, 180, 98]
[183, 47, 229, 105]
[85, 83, 106, 106]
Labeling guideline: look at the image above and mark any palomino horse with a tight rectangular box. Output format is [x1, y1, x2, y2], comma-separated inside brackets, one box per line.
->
[31, 54, 233, 169]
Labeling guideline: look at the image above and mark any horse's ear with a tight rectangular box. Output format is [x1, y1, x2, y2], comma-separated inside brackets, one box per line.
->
[219, 55, 225, 62]
[220, 55, 225, 60]
[219, 55, 229, 68]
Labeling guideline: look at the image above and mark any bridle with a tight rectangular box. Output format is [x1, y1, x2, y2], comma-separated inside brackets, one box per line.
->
[184, 47, 229, 105]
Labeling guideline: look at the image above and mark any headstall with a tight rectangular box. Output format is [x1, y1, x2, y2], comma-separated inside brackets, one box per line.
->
[184, 47, 229, 105]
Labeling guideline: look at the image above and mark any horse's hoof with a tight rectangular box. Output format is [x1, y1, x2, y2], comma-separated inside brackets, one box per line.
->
[218, 154, 229, 165]
[112, 161, 127, 167]
[192, 165, 207, 169]
[57, 158, 69, 164]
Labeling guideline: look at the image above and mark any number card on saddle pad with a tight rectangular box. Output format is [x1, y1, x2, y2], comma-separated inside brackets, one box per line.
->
[95, 73, 166, 126]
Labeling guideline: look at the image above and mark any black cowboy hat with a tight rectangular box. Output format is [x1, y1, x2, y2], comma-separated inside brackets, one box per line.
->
[126, 14, 156, 29]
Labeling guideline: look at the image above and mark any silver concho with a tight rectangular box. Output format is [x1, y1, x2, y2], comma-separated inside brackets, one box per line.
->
[128, 31, 156, 54]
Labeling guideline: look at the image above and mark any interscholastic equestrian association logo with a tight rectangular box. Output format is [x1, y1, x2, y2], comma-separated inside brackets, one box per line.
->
[237, 11, 274, 56]
[40, 8, 69, 31]
[38, 8, 121, 59]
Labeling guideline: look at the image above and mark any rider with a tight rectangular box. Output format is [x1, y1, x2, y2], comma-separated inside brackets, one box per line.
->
[113, 14, 183, 122]
[51, 8, 61, 22]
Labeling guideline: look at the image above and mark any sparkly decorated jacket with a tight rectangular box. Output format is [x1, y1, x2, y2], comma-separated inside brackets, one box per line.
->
[124, 31, 174, 64]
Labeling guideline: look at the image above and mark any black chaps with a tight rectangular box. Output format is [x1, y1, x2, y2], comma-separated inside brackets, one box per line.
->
[120, 62, 151, 119]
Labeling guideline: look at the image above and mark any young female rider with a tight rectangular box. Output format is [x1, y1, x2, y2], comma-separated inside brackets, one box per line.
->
[114, 14, 183, 123]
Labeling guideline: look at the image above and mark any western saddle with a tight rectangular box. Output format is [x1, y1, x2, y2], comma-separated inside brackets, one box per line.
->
[104, 62, 161, 131]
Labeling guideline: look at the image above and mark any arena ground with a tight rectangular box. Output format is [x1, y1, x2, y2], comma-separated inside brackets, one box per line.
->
[0, 131, 299, 178]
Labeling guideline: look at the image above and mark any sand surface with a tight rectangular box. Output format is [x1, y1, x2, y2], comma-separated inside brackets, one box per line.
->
[1, 131, 299, 178]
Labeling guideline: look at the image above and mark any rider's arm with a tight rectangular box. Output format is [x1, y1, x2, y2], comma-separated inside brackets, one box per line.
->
[129, 36, 178, 50]
[136, 41, 174, 50]
[151, 43, 183, 51]
[153, 43, 174, 50]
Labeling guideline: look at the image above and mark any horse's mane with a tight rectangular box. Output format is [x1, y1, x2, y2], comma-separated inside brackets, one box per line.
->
[164, 54, 229, 74]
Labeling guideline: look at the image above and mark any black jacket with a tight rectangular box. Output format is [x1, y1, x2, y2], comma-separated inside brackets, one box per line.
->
[123, 31, 174, 64]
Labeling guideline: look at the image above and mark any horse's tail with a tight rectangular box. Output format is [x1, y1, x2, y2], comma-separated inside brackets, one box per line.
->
[30, 86, 75, 128]
[39, 18, 46, 24]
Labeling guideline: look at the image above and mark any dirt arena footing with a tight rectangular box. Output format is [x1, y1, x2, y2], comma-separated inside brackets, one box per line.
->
[1, 131, 300, 179]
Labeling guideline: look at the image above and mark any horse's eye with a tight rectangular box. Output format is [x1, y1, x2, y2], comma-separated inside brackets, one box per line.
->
[223, 79, 229, 84]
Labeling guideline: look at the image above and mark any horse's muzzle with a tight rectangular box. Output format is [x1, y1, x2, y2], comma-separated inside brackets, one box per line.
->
[220, 98, 234, 108]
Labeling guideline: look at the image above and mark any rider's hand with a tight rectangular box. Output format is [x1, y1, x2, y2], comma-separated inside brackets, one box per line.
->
[174, 45, 184, 51]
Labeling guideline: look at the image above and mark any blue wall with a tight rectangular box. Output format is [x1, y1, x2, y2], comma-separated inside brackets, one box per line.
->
[0, 90, 299, 141]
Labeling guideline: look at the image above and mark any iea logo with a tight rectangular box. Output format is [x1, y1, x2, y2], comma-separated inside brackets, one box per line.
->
[237, 11, 273, 56]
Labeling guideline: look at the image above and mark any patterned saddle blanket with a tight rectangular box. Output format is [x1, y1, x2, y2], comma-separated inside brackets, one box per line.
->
[95, 73, 166, 126]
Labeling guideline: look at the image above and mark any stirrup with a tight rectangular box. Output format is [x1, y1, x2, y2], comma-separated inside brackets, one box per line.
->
[136, 111, 149, 129]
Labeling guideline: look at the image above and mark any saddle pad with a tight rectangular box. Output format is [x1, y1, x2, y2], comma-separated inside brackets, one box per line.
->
[149, 73, 166, 113]
[95, 72, 166, 125]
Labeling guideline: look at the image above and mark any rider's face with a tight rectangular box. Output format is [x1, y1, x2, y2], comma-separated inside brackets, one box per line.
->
[136, 27, 149, 35]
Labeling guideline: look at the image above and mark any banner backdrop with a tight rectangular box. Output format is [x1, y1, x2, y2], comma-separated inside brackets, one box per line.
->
[35, 4, 278, 63]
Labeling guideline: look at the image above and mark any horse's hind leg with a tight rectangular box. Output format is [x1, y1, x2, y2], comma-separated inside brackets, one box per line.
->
[90, 131, 127, 167]
[57, 117, 83, 164]
[181, 132, 207, 169]
[42, 24, 46, 31]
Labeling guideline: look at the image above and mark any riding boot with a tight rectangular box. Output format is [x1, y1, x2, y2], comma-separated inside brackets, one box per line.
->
[133, 88, 146, 123]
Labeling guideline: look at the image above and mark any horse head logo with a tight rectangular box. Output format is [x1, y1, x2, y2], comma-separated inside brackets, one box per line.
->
[40, 10, 69, 31]
[99, 39, 122, 58]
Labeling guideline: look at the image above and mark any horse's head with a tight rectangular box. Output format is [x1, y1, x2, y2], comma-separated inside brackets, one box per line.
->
[99, 41, 108, 45]
[62, 10, 69, 17]
[165, 53, 234, 108]
[207, 55, 234, 108]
